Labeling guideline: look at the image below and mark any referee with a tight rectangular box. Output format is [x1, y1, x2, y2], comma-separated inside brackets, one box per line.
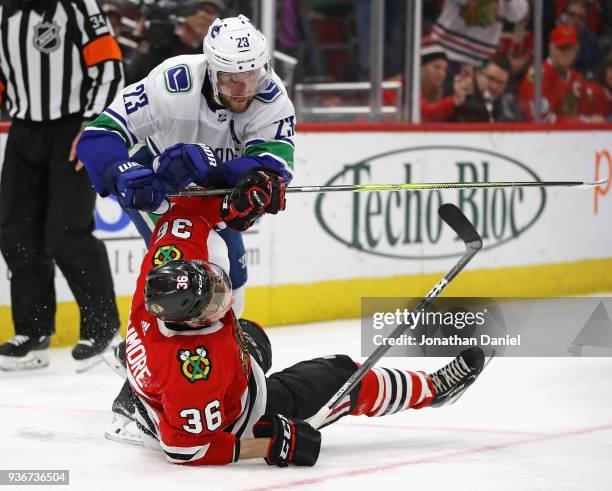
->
[0, 0, 123, 371]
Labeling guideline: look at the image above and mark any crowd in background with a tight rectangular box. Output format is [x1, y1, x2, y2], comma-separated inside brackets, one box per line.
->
[416, 0, 612, 122]
[2, 0, 612, 123]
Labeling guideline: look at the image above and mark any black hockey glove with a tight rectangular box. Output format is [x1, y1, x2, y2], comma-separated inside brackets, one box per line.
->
[220, 169, 286, 232]
[253, 414, 321, 467]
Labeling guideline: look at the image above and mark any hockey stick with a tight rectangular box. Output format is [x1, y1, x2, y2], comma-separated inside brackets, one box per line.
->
[168, 179, 607, 197]
[305, 203, 483, 430]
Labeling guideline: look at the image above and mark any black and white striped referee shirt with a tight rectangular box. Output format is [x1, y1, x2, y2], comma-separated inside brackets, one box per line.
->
[0, 0, 124, 122]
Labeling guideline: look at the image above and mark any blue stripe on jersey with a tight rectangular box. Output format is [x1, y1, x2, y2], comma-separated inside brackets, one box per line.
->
[245, 139, 266, 148]
[277, 137, 295, 148]
[105, 108, 138, 145]
[147, 136, 161, 156]
[77, 130, 130, 196]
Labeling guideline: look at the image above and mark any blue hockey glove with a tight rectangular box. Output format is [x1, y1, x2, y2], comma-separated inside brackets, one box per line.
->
[102, 161, 166, 211]
[155, 143, 220, 192]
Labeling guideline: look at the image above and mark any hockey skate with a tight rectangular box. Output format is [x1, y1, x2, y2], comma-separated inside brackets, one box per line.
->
[72, 333, 121, 373]
[104, 380, 142, 446]
[105, 412, 143, 446]
[429, 347, 491, 408]
[0, 335, 51, 371]
[102, 339, 127, 378]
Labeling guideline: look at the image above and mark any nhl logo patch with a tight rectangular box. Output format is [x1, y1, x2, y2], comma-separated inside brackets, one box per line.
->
[33, 22, 61, 54]
[178, 346, 211, 383]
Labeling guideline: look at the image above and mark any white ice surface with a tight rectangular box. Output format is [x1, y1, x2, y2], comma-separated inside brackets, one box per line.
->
[1, 319, 611, 491]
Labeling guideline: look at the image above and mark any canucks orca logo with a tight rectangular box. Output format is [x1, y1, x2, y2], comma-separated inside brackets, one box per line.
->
[255, 81, 281, 103]
[33, 22, 61, 54]
[164, 65, 192, 94]
[178, 346, 211, 383]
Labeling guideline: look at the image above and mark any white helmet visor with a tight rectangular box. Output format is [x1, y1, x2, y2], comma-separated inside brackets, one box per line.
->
[213, 66, 270, 97]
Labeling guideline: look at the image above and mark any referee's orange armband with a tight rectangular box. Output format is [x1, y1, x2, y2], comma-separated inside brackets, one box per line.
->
[82, 34, 122, 67]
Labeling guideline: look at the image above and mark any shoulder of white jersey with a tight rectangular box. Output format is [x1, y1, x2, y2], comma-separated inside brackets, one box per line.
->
[253, 71, 288, 105]
[146, 55, 207, 99]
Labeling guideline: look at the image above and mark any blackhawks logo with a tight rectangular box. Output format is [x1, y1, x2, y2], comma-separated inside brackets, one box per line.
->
[178, 346, 211, 383]
[153, 244, 182, 266]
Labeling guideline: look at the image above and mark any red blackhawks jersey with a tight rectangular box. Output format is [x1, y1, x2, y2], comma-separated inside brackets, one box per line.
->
[520, 60, 587, 123]
[125, 196, 267, 465]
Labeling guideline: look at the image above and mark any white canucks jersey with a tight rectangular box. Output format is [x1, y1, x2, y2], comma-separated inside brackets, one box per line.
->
[85, 54, 295, 179]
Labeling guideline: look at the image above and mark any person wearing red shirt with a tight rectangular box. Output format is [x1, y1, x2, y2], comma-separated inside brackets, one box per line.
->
[519, 24, 601, 123]
[383, 40, 473, 122]
[106, 169, 489, 466]
[582, 53, 612, 121]
[420, 41, 474, 122]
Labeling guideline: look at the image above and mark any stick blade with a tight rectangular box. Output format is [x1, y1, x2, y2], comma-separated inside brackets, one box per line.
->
[438, 203, 482, 246]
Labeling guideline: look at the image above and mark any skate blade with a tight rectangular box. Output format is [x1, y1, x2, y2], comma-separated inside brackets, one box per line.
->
[102, 350, 127, 378]
[104, 414, 144, 446]
[75, 334, 122, 374]
[0, 350, 49, 371]
[74, 354, 104, 373]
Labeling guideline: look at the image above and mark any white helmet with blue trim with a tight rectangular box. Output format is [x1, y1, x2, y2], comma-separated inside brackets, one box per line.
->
[203, 14, 271, 99]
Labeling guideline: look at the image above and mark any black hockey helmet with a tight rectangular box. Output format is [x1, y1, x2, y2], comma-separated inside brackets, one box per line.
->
[144, 259, 232, 327]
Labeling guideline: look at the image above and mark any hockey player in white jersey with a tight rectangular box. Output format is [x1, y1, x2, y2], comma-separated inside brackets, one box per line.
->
[78, 14, 294, 199]
[77, 13, 295, 315]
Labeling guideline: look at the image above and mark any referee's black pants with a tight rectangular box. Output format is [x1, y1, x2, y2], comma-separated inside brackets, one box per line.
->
[0, 115, 119, 341]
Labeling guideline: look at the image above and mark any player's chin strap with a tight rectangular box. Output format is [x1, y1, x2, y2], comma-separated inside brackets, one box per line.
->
[306, 203, 483, 430]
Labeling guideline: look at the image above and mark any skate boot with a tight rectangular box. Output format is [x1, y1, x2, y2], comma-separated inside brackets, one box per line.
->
[105, 380, 142, 446]
[72, 332, 121, 373]
[0, 335, 51, 371]
[429, 347, 487, 407]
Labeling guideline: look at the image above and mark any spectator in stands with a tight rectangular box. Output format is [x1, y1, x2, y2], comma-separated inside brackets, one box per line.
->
[602, 54, 612, 120]
[561, 0, 602, 79]
[519, 24, 603, 123]
[419, 41, 473, 122]
[581, 53, 612, 120]
[556, 0, 605, 34]
[102, 2, 123, 38]
[431, 0, 529, 88]
[423, 0, 445, 33]
[498, 16, 533, 93]
[176, 1, 225, 51]
[126, 0, 225, 84]
[453, 55, 524, 121]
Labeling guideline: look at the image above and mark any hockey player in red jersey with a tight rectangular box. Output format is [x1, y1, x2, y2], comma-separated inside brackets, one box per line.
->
[520, 24, 600, 123]
[112, 168, 488, 466]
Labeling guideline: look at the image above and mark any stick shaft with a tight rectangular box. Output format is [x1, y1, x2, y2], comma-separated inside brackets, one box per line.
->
[168, 179, 607, 197]
[306, 209, 482, 430]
